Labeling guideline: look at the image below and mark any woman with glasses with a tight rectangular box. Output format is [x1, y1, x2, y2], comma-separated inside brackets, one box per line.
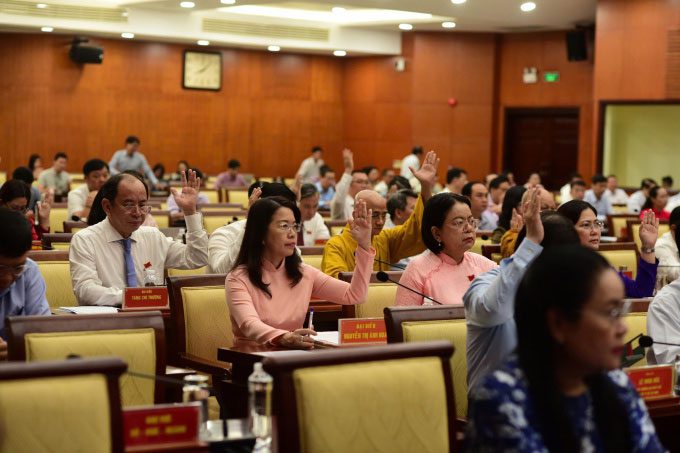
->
[396, 193, 498, 306]
[466, 245, 664, 452]
[227, 196, 374, 348]
[0, 179, 52, 241]
[558, 199, 658, 298]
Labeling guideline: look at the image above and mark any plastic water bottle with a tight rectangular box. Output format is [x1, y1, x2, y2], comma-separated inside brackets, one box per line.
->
[182, 374, 210, 431]
[674, 355, 680, 395]
[143, 262, 157, 287]
[248, 362, 273, 440]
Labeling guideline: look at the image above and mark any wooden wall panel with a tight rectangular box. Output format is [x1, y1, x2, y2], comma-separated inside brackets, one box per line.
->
[0, 33, 343, 178]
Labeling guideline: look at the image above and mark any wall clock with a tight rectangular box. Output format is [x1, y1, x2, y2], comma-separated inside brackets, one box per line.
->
[183, 50, 221, 91]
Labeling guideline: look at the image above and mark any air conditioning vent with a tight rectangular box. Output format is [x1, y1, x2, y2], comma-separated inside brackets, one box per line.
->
[0, 0, 127, 23]
[203, 18, 328, 41]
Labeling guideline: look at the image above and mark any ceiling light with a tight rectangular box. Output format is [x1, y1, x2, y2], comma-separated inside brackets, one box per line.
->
[520, 2, 536, 12]
[41, 26, 53, 32]
[121, 32, 134, 39]
[399, 23, 413, 31]
[36, 3, 47, 8]
[121, 11, 128, 17]
[179, 1, 195, 8]
[331, 7, 346, 14]
[223, 5, 431, 24]
[333, 50, 347, 57]
[197, 40, 210, 46]
[268, 45, 280, 52]
[442, 21, 456, 28]
[220, 0, 235, 4]
[451, 0, 466, 4]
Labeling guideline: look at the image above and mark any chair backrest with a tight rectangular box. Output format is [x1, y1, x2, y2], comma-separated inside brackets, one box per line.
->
[325, 220, 346, 236]
[167, 275, 231, 363]
[49, 207, 70, 233]
[599, 242, 639, 279]
[63, 220, 88, 233]
[337, 271, 401, 318]
[6, 312, 166, 407]
[384, 305, 468, 417]
[225, 189, 249, 208]
[263, 341, 456, 453]
[299, 246, 325, 255]
[481, 244, 501, 261]
[202, 189, 220, 203]
[627, 219, 670, 250]
[0, 357, 126, 453]
[167, 266, 207, 277]
[41, 232, 73, 250]
[470, 235, 493, 255]
[301, 255, 323, 270]
[36, 261, 78, 308]
[27, 249, 70, 261]
[150, 210, 170, 228]
[203, 211, 247, 234]
[624, 312, 648, 367]
[607, 214, 639, 239]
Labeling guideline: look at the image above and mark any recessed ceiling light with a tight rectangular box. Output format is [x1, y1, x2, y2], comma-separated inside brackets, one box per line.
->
[121, 32, 134, 39]
[220, 0, 235, 4]
[399, 23, 413, 31]
[451, 0, 466, 4]
[41, 26, 53, 32]
[36, 3, 47, 8]
[197, 40, 210, 46]
[442, 21, 456, 29]
[121, 11, 128, 17]
[333, 50, 347, 57]
[268, 45, 280, 52]
[520, 2, 536, 12]
[331, 7, 346, 14]
[179, 1, 195, 8]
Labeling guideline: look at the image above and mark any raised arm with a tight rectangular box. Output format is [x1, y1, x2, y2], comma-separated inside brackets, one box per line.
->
[330, 149, 353, 220]
[165, 170, 208, 269]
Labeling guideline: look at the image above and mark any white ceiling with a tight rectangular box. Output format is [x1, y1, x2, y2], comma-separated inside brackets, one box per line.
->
[0, 0, 596, 55]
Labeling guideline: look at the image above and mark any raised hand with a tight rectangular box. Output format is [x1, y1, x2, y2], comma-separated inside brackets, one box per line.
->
[510, 207, 524, 233]
[639, 209, 659, 252]
[248, 186, 262, 209]
[522, 188, 543, 245]
[411, 150, 440, 200]
[349, 199, 372, 251]
[342, 148, 354, 174]
[37, 190, 53, 230]
[170, 170, 200, 216]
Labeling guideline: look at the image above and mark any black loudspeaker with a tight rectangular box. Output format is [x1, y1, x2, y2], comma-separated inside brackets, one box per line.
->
[69, 42, 103, 64]
[566, 30, 587, 61]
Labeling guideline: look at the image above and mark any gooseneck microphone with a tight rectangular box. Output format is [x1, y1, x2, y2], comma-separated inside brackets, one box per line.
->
[639, 335, 680, 348]
[376, 271, 443, 305]
[374, 257, 407, 270]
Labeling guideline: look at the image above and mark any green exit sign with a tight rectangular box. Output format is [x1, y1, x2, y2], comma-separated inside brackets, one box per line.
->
[543, 71, 560, 82]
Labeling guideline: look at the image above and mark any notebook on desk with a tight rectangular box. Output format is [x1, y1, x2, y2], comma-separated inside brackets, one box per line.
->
[57, 306, 119, 315]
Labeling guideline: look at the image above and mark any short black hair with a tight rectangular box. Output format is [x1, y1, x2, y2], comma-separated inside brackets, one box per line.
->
[28, 154, 41, 171]
[0, 180, 31, 204]
[388, 175, 411, 192]
[12, 167, 34, 185]
[570, 180, 586, 189]
[319, 165, 334, 177]
[662, 176, 674, 186]
[446, 168, 467, 184]
[83, 159, 109, 176]
[422, 193, 471, 253]
[311, 146, 323, 153]
[461, 181, 483, 198]
[386, 189, 418, 218]
[568, 172, 582, 180]
[489, 175, 509, 190]
[557, 199, 597, 225]
[515, 211, 580, 252]
[126, 135, 140, 145]
[300, 183, 319, 200]
[54, 152, 67, 161]
[0, 208, 32, 257]
[591, 174, 607, 184]
[228, 159, 240, 169]
[88, 173, 148, 225]
[248, 182, 296, 203]
[641, 178, 657, 190]
[412, 146, 423, 155]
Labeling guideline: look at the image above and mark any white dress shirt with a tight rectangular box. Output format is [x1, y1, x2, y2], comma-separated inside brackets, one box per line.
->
[208, 219, 247, 274]
[628, 190, 647, 214]
[656, 231, 680, 283]
[400, 154, 420, 179]
[668, 193, 680, 212]
[584, 190, 614, 220]
[330, 173, 354, 221]
[605, 188, 629, 205]
[70, 213, 208, 306]
[302, 212, 330, 246]
[297, 156, 324, 183]
[67, 184, 91, 218]
[647, 279, 680, 364]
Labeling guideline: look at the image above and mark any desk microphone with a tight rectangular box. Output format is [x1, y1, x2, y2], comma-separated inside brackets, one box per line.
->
[374, 257, 407, 271]
[639, 335, 680, 348]
[376, 271, 443, 305]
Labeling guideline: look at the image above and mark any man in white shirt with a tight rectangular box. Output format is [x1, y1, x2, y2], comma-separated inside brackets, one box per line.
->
[330, 149, 369, 221]
[647, 278, 680, 364]
[628, 178, 657, 214]
[559, 172, 582, 204]
[296, 146, 324, 184]
[667, 192, 680, 212]
[67, 159, 110, 220]
[487, 175, 510, 215]
[440, 167, 468, 195]
[208, 182, 297, 274]
[463, 181, 497, 230]
[399, 146, 422, 179]
[298, 184, 330, 246]
[568, 180, 586, 202]
[373, 168, 395, 198]
[70, 171, 208, 306]
[584, 174, 614, 221]
[605, 174, 629, 205]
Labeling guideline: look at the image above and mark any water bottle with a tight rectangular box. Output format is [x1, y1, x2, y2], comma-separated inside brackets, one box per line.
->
[143, 262, 157, 287]
[182, 374, 210, 430]
[674, 355, 680, 396]
[248, 362, 273, 440]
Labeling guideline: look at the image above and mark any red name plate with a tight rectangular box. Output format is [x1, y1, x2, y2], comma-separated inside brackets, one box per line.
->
[123, 287, 169, 310]
[124, 403, 200, 449]
[339, 318, 387, 345]
[626, 365, 675, 400]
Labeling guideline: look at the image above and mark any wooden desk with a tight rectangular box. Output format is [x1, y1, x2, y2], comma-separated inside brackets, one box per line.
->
[646, 397, 680, 452]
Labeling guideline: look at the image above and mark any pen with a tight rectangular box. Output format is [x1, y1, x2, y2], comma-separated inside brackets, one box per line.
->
[307, 307, 314, 332]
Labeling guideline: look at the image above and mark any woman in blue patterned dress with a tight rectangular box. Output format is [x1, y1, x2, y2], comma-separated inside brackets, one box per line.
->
[465, 245, 665, 452]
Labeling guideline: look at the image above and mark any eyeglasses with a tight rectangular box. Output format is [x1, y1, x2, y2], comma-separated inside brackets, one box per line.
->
[586, 299, 632, 324]
[577, 220, 605, 231]
[118, 202, 152, 214]
[0, 264, 27, 277]
[351, 179, 369, 185]
[7, 204, 29, 213]
[371, 211, 388, 220]
[448, 218, 479, 230]
[276, 222, 301, 233]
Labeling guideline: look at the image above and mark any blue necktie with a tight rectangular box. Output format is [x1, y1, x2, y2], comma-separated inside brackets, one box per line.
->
[121, 238, 138, 288]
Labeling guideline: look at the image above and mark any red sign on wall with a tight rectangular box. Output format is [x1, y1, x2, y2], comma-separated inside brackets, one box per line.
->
[626, 365, 675, 400]
[123, 287, 169, 310]
[124, 403, 200, 449]
[339, 318, 387, 345]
